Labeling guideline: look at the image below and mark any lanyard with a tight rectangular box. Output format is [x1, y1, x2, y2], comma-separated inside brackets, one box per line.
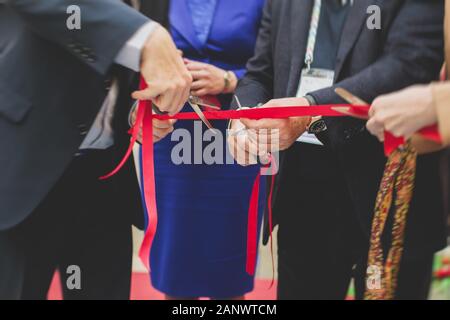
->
[304, 0, 353, 70]
[305, 0, 322, 71]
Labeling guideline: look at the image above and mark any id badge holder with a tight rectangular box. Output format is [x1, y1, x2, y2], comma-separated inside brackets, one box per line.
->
[297, 68, 335, 97]
[296, 68, 335, 144]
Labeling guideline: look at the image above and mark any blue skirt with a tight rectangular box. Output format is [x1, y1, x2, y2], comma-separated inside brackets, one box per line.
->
[139, 105, 265, 298]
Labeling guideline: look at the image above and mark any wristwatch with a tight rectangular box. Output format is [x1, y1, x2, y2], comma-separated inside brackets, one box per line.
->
[307, 116, 327, 134]
[304, 94, 327, 134]
[224, 71, 233, 92]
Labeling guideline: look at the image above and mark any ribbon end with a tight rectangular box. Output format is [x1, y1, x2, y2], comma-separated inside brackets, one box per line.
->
[99, 172, 114, 181]
[384, 132, 405, 156]
[138, 244, 150, 272]
[246, 263, 256, 277]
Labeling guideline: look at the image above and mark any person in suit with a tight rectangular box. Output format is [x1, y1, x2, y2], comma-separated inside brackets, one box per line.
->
[132, 0, 266, 300]
[0, 0, 192, 299]
[366, 0, 450, 235]
[366, 0, 450, 148]
[229, 0, 447, 299]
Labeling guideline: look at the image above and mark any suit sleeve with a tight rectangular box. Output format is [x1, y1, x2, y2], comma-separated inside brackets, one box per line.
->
[310, 0, 444, 105]
[232, 0, 274, 109]
[6, 0, 150, 75]
[308, 0, 445, 149]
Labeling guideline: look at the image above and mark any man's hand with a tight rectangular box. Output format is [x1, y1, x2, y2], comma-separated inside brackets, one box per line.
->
[240, 98, 311, 152]
[227, 119, 259, 166]
[130, 107, 177, 143]
[367, 85, 437, 141]
[151, 118, 177, 143]
[132, 26, 192, 115]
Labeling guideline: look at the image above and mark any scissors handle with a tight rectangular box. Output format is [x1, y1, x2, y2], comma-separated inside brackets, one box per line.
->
[152, 104, 168, 115]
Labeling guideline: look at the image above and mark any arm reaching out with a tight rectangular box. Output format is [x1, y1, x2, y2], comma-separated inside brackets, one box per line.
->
[6, 0, 149, 74]
[6, 0, 192, 114]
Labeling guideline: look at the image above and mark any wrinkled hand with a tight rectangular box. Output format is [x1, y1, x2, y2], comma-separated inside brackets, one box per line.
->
[228, 98, 311, 166]
[151, 118, 177, 143]
[130, 107, 177, 143]
[240, 98, 311, 153]
[132, 26, 192, 115]
[227, 118, 259, 166]
[185, 59, 237, 96]
[367, 85, 437, 141]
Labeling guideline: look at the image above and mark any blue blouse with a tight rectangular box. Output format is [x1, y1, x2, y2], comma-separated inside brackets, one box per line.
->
[169, 0, 265, 80]
[187, 0, 217, 45]
[146, 0, 267, 299]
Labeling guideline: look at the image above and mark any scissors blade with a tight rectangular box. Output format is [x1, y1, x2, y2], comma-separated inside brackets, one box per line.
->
[333, 88, 370, 120]
[152, 104, 168, 115]
[188, 101, 217, 132]
[189, 96, 220, 110]
[331, 106, 369, 120]
[234, 95, 243, 109]
[335, 88, 369, 106]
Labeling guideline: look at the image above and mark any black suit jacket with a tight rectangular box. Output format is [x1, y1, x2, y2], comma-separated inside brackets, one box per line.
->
[139, 0, 170, 27]
[235, 0, 447, 257]
[0, 1, 147, 230]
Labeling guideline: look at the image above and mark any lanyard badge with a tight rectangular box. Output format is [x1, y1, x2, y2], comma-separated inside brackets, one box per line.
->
[296, 0, 335, 144]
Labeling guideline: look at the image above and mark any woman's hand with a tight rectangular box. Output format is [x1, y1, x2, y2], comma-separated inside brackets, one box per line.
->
[185, 59, 237, 96]
[367, 85, 438, 141]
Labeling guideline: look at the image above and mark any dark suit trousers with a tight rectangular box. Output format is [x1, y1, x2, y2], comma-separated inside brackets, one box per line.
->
[276, 143, 434, 300]
[0, 149, 133, 300]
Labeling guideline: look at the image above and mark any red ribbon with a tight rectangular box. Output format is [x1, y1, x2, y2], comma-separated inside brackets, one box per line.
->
[246, 168, 260, 277]
[101, 78, 442, 278]
[151, 105, 367, 121]
[138, 94, 159, 272]
[100, 78, 157, 271]
[153, 109, 441, 157]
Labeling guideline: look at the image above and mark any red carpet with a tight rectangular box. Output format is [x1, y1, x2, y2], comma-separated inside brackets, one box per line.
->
[47, 272, 277, 300]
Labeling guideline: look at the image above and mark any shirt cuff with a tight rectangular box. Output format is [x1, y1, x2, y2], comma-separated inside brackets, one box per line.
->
[114, 21, 159, 72]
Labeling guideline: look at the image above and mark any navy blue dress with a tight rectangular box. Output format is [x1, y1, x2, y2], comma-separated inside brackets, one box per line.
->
[139, 0, 266, 298]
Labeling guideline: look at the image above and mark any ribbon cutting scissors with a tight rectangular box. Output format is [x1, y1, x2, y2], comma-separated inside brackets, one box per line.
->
[332, 88, 370, 119]
[186, 95, 217, 132]
[134, 95, 220, 131]
[333, 88, 411, 154]
[228, 95, 263, 137]
[188, 95, 221, 111]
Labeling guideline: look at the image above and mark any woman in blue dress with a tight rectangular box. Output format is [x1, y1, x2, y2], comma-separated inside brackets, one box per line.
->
[138, 0, 267, 299]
